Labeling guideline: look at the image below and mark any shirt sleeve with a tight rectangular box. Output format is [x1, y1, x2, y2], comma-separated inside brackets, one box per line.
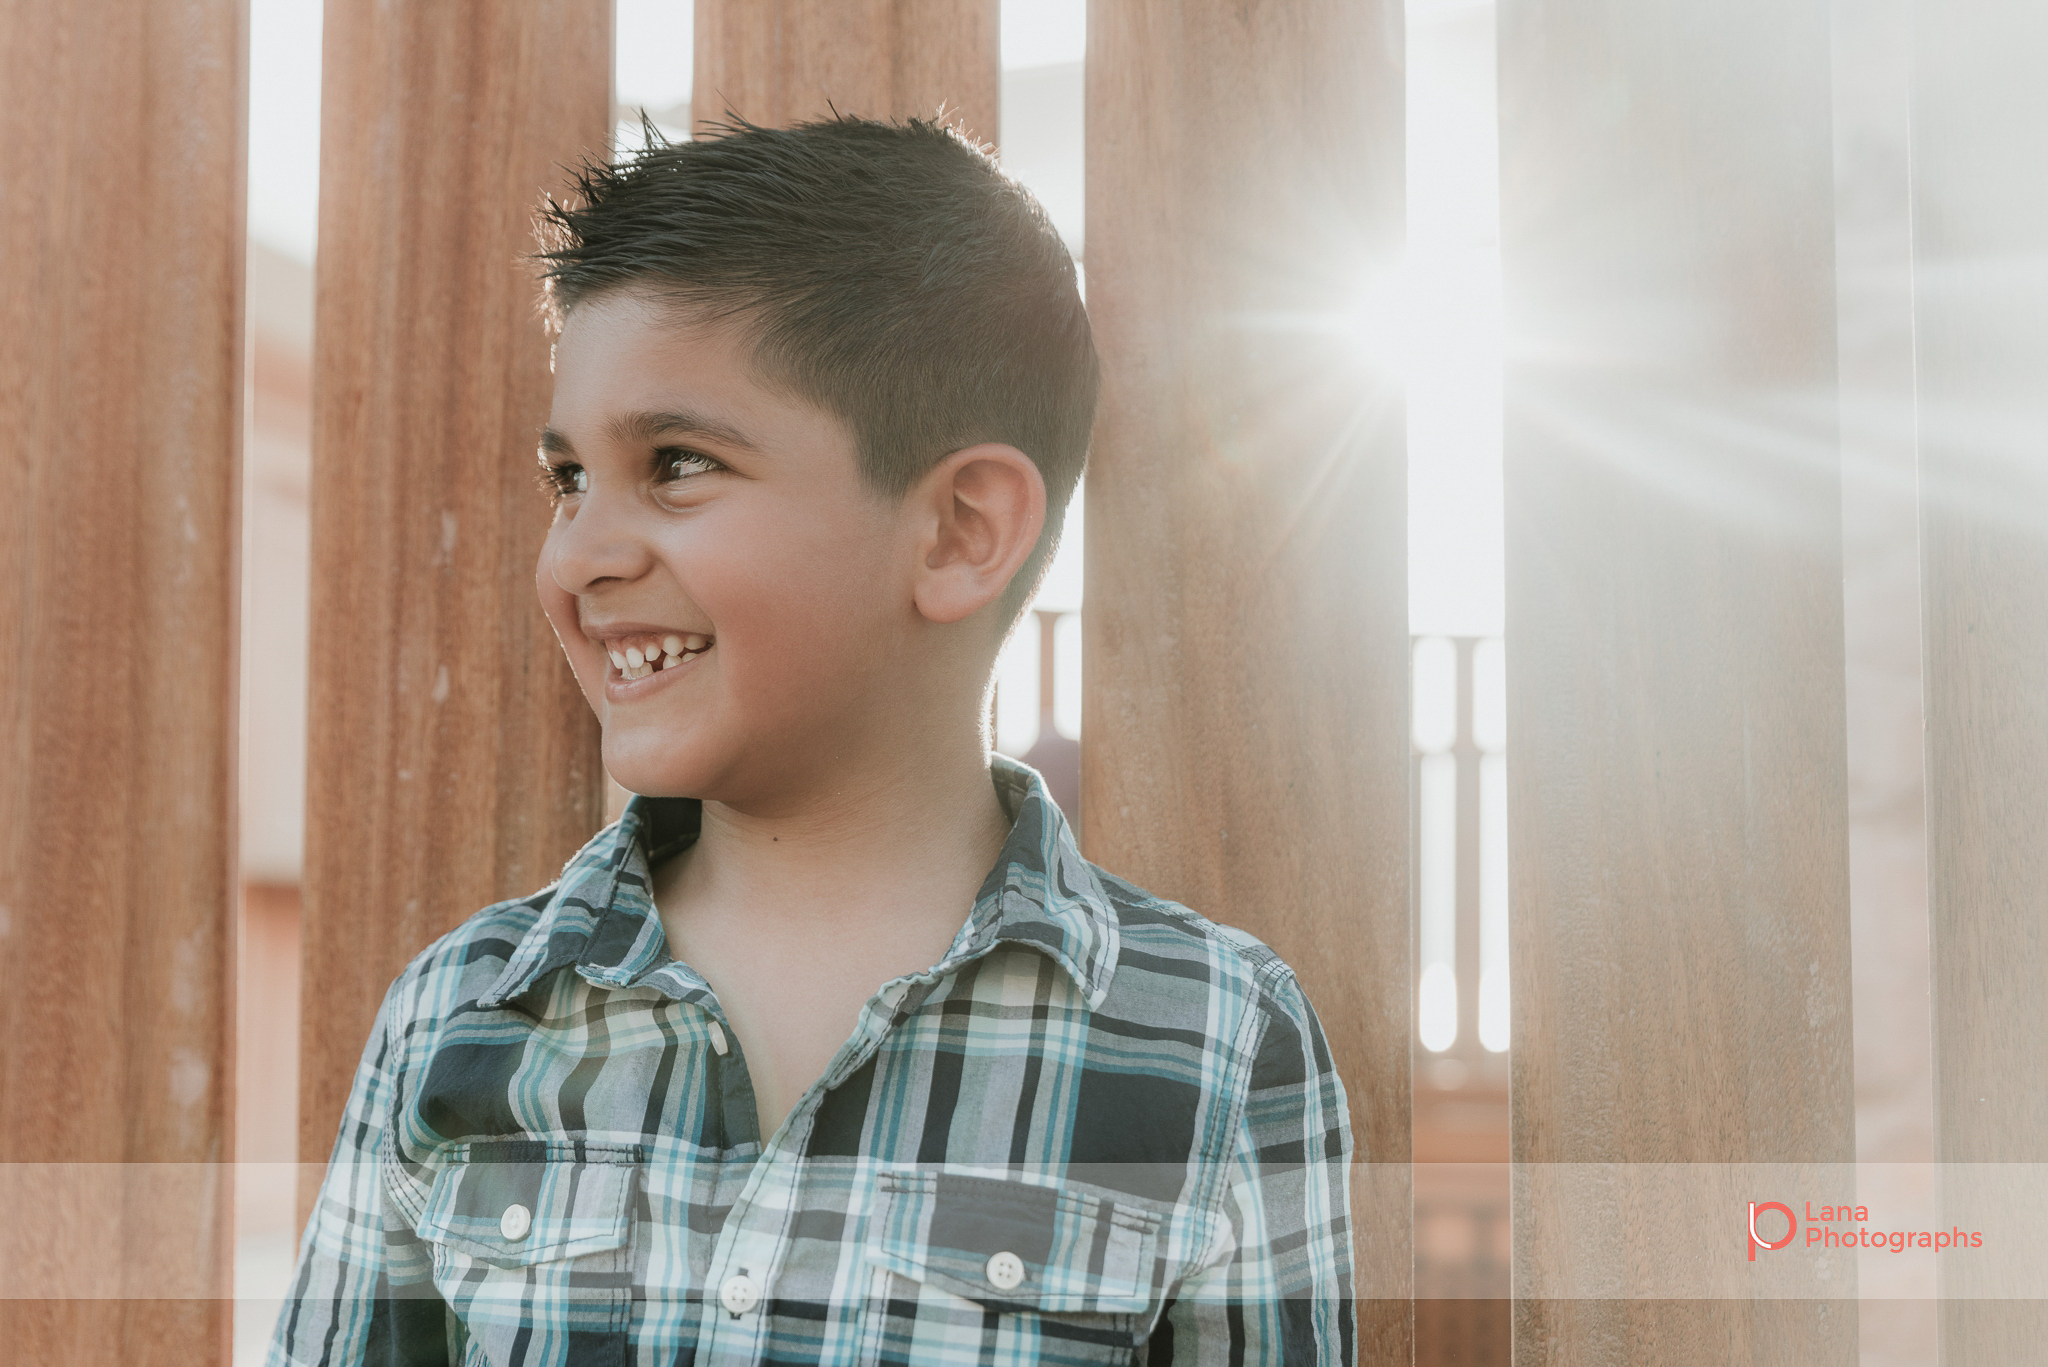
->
[1146, 974, 1357, 1366]
[267, 974, 456, 1367]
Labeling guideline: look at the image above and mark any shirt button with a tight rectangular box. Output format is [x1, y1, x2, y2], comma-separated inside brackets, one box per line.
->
[719, 1272, 761, 1316]
[499, 1203, 532, 1242]
[985, 1251, 1025, 1291]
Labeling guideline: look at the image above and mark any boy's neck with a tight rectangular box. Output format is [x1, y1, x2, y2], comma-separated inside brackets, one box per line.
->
[647, 711, 1015, 1139]
[656, 715, 1013, 940]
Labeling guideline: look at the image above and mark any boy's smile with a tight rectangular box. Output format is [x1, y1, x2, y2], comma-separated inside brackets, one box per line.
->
[536, 288, 911, 806]
[598, 628, 712, 685]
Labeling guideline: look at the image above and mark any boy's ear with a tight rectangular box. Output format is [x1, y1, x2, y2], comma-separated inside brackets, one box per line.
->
[911, 443, 1046, 626]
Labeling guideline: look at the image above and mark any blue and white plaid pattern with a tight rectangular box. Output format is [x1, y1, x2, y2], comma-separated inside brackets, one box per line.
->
[271, 757, 1355, 1365]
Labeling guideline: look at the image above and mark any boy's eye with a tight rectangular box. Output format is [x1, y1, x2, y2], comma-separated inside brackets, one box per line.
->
[537, 461, 588, 500]
[659, 449, 723, 481]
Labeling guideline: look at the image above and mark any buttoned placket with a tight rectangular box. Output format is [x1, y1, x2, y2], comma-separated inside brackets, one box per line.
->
[692, 979, 900, 1362]
[691, 932, 999, 1364]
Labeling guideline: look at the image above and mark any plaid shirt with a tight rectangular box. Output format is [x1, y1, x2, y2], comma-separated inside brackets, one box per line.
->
[271, 757, 1355, 1366]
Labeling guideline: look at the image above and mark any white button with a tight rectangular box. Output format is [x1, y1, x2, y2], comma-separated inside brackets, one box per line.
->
[718, 1272, 761, 1316]
[708, 1021, 729, 1056]
[985, 1251, 1025, 1291]
[499, 1203, 531, 1241]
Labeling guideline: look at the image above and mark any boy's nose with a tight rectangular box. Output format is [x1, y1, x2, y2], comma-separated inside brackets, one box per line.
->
[542, 493, 653, 594]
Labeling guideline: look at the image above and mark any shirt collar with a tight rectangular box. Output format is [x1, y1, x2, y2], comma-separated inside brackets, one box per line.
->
[476, 754, 1119, 1012]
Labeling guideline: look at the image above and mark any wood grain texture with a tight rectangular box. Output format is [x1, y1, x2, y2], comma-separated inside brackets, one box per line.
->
[1498, 0, 1856, 1359]
[0, 0, 244, 1356]
[1082, 0, 1412, 1352]
[694, 0, 999, 142]
[1909, 1, 2048, 1354]
[299, 0, 610, 1177]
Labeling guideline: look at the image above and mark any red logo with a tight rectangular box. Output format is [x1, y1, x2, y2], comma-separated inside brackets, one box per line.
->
[1748, 1201, 1796, 1261]
[1751, 1200, 1983, 1255]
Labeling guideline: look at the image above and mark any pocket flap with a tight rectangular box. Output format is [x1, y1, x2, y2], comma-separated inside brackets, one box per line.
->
[416, 1140, 643, 1268]
[866, 1169, 1167, 1316]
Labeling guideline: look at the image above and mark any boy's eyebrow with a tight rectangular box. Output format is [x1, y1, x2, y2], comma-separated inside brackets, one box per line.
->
[537, 409, 762, 459]
[609, 409, 761, 452]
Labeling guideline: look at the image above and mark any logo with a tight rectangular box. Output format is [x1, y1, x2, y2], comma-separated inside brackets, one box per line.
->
[1747, 1202, 1795, 1261]
[1748, 1200, 1983, 1260]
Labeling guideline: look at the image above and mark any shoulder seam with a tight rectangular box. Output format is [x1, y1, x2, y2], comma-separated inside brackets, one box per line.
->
[386, 887, 555, 991]
[1088, 860, 1310, 992]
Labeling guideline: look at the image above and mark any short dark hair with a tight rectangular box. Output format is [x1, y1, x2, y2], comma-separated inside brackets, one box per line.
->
[534, 115, 1097, 625]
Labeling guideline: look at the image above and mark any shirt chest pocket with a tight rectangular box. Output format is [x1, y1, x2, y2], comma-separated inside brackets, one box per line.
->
[861, 1170, 1171, 1364]
[415, 1141, 643, 1363]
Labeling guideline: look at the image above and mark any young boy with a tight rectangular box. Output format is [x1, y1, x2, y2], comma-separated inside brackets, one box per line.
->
[272, 116, 1354, 1367]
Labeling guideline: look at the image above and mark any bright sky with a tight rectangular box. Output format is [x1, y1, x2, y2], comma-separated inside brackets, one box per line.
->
[1404, 0, 1506, 638]
[247, 0, 323, 262]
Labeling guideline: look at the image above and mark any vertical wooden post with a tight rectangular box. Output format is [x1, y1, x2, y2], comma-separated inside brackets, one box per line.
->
[1909, 2, 2048, 1357]
[0, 0, 244, 1358]
[694, 0, 1000, 141]
[1498, 0, 1856, 1360]
[1084, 0, 1411, 1354]
[1832, 2, 1937, 1356]
[300, 0, 612, 1173]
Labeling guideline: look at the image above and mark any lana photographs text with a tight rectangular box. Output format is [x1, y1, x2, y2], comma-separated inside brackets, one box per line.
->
[1748, 1201, 1985, 1260]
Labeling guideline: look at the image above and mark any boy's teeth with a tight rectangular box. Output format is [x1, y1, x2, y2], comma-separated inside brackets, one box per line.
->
[605, 633, 711, 679]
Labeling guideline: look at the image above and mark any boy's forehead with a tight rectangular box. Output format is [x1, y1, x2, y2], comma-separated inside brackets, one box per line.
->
[549, 291, 845, 452]
[553, 292, 753, 400]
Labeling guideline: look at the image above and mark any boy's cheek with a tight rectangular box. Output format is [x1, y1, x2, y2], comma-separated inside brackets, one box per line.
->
[533, 570, 610, 712]
[706, 578, 885, 704]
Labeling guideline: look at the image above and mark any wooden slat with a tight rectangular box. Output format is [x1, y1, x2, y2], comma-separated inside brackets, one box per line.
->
[0, 0, 243, 1356]
[694, 0, 999, 142]
[299, 0, 611, 1177]
[1083, 0, 1411, 1353]
[1498, 0, 1856, 1359]
[1909, 1, 2048, 1355]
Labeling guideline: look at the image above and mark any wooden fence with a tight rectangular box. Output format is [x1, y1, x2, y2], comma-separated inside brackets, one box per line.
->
[1, 0, 2041, 1361]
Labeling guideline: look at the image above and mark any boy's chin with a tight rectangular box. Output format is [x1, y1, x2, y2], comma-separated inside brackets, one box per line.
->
[600, 734, 716, 802]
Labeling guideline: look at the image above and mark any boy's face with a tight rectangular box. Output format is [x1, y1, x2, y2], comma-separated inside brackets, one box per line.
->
[537, 290, 917, 804]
